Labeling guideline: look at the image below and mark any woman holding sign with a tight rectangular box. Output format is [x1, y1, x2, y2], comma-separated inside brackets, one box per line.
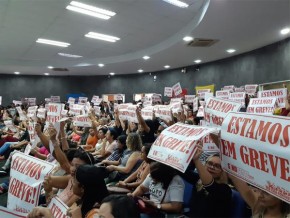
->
[182, 144, 232, 217]
[228, 174, 290, 218]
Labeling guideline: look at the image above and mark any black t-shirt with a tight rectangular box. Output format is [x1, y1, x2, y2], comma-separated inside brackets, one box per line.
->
[140, 120, 156, 143]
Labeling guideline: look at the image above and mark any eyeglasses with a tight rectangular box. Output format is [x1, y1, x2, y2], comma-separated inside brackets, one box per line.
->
[205, 161, 222, 170]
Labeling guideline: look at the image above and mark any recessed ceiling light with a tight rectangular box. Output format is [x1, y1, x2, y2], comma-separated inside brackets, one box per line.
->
[58, 53, 82, 58]
[66, 1, 116, 20]
[44, 73, 50, 76]
[98, 63, 105, 67]
[47, 66, 54, 69]
[138, 69, 144, 73]
[183, 36, 193, 42]
[109, 72, 115, 76]
[14, 72, 20, 75]
[36, 38, 70, 47]
[143, 56, 150, 60]
[280, 28, 290, 35]
[163, 0, 189, 8]
[164, 65, 170, 69]
[226, 49, 236, 53]
[194, 59, 202, 63]
[85, 32, 120, 42]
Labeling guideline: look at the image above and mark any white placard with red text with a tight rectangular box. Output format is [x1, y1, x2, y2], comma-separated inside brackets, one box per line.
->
[184, 95, 196, 103]
[13, 100, 22, 106]
[127, 105, 139, 123]
[148, 123, 217, 172]
[91, 95, 99, 103]
[141, 106, 154, 120]
[164, 87, 173, 97]
[0, 206, 26, 218]
[221, 112, 290, 203]
[27, 106, 38, 120]
[50, 96, 60, 103]
[193, 97, 199, 112]
[170, 102, 182, 114]
[204, 97, 242, 127]
[118, 104, 131, 121]
[16, 107, 27, 121]
[68, 97, 75, 104]
[7, 152, 54, 213]
[4, 120, 18, 133]
[258, 88, 287, 108]
[37, 108, 46, 119]
[27, 98, 36, 106]
[155, 105, 172, 122]
[246, 97, 276, 114]
[223, 85, 235, 92]
[235, 87, 245, 92]
[229, 92, 246, 105]
[78, 97, 88, 105]
[94, 98, 103, 106]
[94, 106, 101, 116]
[245, 84, 258, 95]
[73, 115, 92, 127]
[172, 82, 182, 96]
[170, 98, 183, 105]
[197, 89, 211, 99]
[48, 197, 69, 218]
[216, 90, 230, 100]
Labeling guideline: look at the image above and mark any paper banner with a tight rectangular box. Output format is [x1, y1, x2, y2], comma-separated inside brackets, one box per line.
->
[247, 97, 276, 114]
[258, 88, 287, 108]
[50, 96, 60, 103]
[164, 87, 173, 97]
[184, 95, 196, 103]
[48, 197, 69, 218]
[141, 106, 154, 120]
[216, 90, 230, 100]
[73, 115, 92, 127]
[0, 206, 27, 218]
[172, 82, 182, 96]
[148, 123, 217, 172]
[229, 92, 246, 105]
[221, 112, 290, 203]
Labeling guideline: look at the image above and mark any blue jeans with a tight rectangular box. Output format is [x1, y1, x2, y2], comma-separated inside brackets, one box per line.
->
[0, 142, 18, 155]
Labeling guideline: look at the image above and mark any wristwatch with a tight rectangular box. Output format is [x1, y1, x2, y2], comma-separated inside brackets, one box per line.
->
[157, 203, 161, 210]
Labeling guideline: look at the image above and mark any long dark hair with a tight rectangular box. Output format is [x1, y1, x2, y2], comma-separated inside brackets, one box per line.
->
[149, 162, 177, 189]
[76, 165, 109, 217]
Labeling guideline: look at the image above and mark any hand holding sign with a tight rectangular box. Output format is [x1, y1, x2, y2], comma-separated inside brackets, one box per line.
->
[27, 207, 53, 218]
[48, 125, 57, 142]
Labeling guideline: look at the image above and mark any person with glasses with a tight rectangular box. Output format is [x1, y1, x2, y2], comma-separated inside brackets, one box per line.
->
[182, 144, 232, 217]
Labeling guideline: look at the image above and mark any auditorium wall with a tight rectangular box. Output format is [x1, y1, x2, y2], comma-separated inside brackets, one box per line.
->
[0, 37, 289, 105]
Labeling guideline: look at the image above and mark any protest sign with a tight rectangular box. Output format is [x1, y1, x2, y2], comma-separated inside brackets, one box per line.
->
[172, 82, 182, 96]
[4, 120, 18, 133]
[247, 97, 276, 114]
[221, 112, 290, 203]
[193, 97, 199, 112]
[152, 94, 162, 103]
[245, 84, 258, 95]
[215, 90, 230, 100]
[164, 87, 173, 97]
[258, 88, 287, 108]
[148, 123, 217, 172]
[94, 106, 101, 116]
[196, 89, 211, 99]
[13, 100, 22, 106]
[184, 95, 196, 103]
[67, 97, 75, 104]
[7, 152, 54, 213]
[46, 103, 63, 124]
[50, 96, 60, 103]
[235, 87, 245, 92]
[229, 92, 246, 105]
[28, 121, 37, 142]
[45, 98, 51, 103]
[0, 206, 26, 218]
[127, 105, 139, 123]
[27, 98, 36, 106]
[94, 98, 103, 106]
[196, 106, 204, 117]
[143, 100, 152, 107]
[170, 102, 182, 114]
[115, 94, 123, 101]
[69, 104, 84, 116]
[37, 108, 46, 119]
[204, 97, 242, 127]
[91, 95, 99, 104]
[78, 97, 88, 105]
[155, 105, 172, 122]
[170, 98, 183, 105]
[223, 85, 235, 92]
[141, 106, 154, 120]
[204, 92, 214, 102]
[73, 115, 92, 127]
[48, 197, 69, 218]
[118, 104, 131, 121]
[27, 106, 38, 120]
[16, 107, 27, 121]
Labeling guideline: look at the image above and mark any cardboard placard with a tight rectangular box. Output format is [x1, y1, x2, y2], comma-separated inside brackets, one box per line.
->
[148, 123, 217, 172]
[221, 112, 290, 203]
[204, 97, 242, 127]
[8, 152, 54, 213]
[247, 97, 276, 114]
[258, 88, 287, 108]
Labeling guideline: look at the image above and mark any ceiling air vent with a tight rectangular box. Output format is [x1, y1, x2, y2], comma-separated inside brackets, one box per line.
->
[51, 68, 69, 71]
[187, 38, 219, 47]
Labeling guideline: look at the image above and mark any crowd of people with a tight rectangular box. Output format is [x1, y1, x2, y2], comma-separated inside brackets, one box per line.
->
[0, 91, 289, 218]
